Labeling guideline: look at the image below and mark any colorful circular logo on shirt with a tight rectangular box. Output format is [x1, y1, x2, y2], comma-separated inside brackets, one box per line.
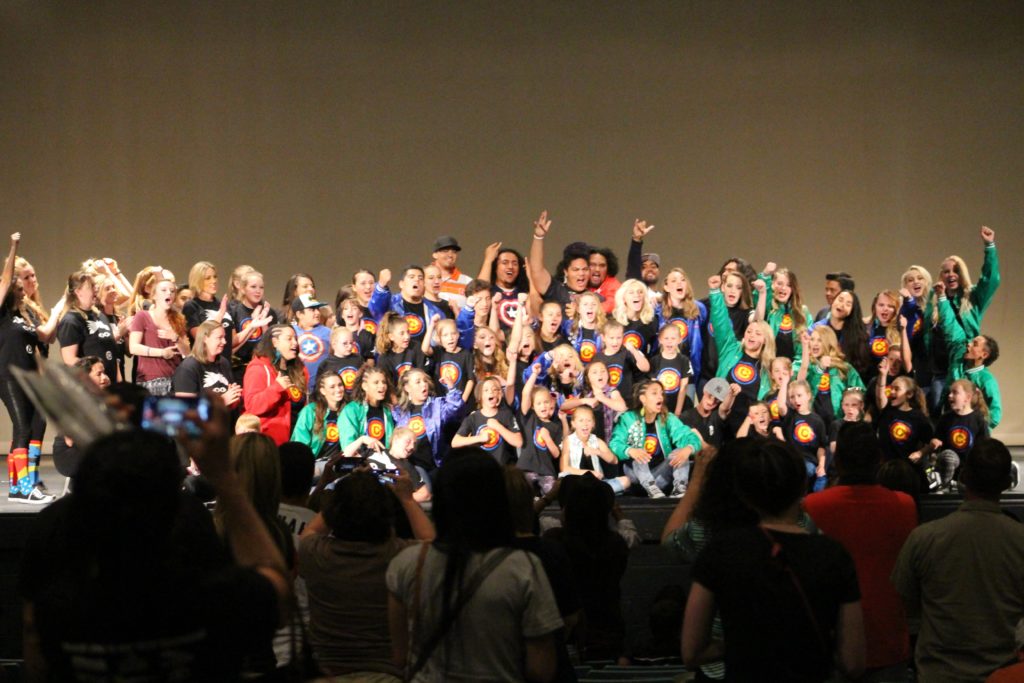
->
[579, 339, 597, 363]
[643, 434, 659, 454]
[779, 314, 793, 332]
[731, 361, 757, 385]
[367, 417, 386, 440]
[607, 364, 623, 388]
[912, 317, 922, 337]
[533, 426, 549, 451]
[870, 337, 889, 358]
[352, 340, 362, 356]
[339, 366, 358, 391]
[669, 318, 690, 342]
[408, 415, 426, 439]
[438, 361, 462, 388]
[769, 399, 780, 420]
[405, 314, 424, 336]
[361, 318, 377, 335]
[240, 317, 264, 342]
[889, 420, 911, 443]
[657, 368, 682, 394]
[950, 427, 972, 452]
[623, 332, 643, 350]
[325, 422, 339, 444]
[287, 386, 303, 402]
[395, 362, 412, 378]
[498, 299, 520, 327]
[794, 421, 816, 445]
[818, 373, 831, 393]
[298, 333, 326, 363]
[884, 385, 893, 398]
[476, 426, 501, 451]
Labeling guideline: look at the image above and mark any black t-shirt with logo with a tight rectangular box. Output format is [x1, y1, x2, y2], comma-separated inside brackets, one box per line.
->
[400, 300, 428, 343]
[0, 307, 43, 379]
[934, 410, 988, 457]
[681, 407, 726, 449]
[875, 406, 933, 461]
[405, 405, 436, 470]
[319, 409, 341, 460]
[783, 411, 827, 464]
[57, 310, 119, 380]
[517, 410, 563, 477]
[365, 405, 388, 442]
[377, 347, 427, 387]
[642, 420, 665, 469]
[491, 287, 524, 332]
[623, 318, 658, 358]
[172, 357, 235, 396]
[183, 298, 234, 362]
[596, 348, 639, 399]
[317, 353, 365, 398]
[649, 352, 692, 414]
[431, 348, 474, 395]
[229, 301, 280, 366]
[456, 406, 521, 465]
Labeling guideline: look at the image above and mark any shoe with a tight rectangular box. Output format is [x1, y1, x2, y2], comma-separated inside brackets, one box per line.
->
[641, 480, 665, 499]
[670, 483, 687, 498]
[1010, 462, 1020, 491]
[9, 485, 55, 505]
[925, 468, 942, 492]
[36, 479, 50, 494]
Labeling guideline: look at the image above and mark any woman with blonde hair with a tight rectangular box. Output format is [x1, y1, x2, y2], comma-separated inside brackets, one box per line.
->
[796, 325, 865, 425]
[182, 260, 234, 362]
[392, 367, 466, 475]
[128, 278, 190, 396]
[11, 254, 63, 345]
[227, 269, 277, 379]
[612, 278, 658, 357]
[658, 267, 705, 379]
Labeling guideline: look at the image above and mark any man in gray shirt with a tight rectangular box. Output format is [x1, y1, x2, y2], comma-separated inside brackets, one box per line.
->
[892, 439, 1024, 683]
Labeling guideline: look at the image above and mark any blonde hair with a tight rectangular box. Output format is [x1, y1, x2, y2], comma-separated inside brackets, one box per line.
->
[747, 320, 777, 370]
[235, 414, 262, 434]
[937, 255, 975, 322]
[229, 265, 256, 301]
[870, 289, 903, 348]
[13, 256, 47, 323]
[473, 326, 508, 380]
[190, 320, 224, 364]
[187, 261, 216, 299]
[811, 326, 852, 380]
[612, 278, 656, 325]
[950, 377, 989, 423]
[570, 291, 607, 338]
[901, 265, 932, 308]
[397, 368, 436, 410]
[660, 268, 699, 320]
[769, 356, 793, 392]
[375, 312, 408, 355]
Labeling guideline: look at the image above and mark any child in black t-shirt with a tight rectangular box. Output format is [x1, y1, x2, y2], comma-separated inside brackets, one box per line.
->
[828, 388, 867, 455]
[778, 380, 828, 492]
[423, 316, 474, 402]
[596, 320, 649, 399]
[928, 378, 990, 491]
[451, 376, 523, 465]
[648, 323, 692, 417]
[375, 312, 426, 387]
[516, 362, 564, 495]
[316, 327, 365, 400]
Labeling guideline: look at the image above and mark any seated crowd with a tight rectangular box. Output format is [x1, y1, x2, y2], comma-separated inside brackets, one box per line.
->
[7, 216, 1023, 682]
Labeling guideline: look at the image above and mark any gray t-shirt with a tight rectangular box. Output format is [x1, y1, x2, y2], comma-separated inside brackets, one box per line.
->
[386, 545, 563, 682]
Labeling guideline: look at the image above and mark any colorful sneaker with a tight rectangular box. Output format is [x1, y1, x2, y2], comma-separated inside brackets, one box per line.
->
[9, 485, 54, 505]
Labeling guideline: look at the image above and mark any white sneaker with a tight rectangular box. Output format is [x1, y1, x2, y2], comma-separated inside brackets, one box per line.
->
[641, 480, 665, 499]
[9, 485, 54, 505]
[670, 483, 687, 498]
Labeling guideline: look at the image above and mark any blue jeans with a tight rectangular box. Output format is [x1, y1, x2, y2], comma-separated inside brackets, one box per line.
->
[805, 460, 827, 492]
[625, 459, 689, 493]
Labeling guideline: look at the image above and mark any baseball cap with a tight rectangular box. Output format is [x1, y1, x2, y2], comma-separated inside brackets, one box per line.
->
[291, 294, 327, 313]
[642, 252, 661, 267]
[432, 236, 462, 252]
[703, 378, 730, 402]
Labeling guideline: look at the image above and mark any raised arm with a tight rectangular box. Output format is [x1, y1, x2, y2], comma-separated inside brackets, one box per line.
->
[625, 219, 653, 281]
[971, 225, 999, 316]
[875, 358, 891, 410]
[527, 211, 553, 296]
[477, 241, 502, 282]
[0, 233, 20, 306]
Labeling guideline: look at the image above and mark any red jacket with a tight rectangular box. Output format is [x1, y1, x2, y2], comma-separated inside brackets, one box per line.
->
[242, 356, 307, 444]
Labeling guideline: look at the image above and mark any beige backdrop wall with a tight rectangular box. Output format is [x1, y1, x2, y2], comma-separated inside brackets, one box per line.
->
[2, 1, 1021, 443]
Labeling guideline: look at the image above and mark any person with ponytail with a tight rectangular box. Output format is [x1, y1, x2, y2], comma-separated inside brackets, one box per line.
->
[57, 270, 120, 382]
[875, 360, 933, 486]
[243, 324, 308, 445]
[755, 263, 811, 361]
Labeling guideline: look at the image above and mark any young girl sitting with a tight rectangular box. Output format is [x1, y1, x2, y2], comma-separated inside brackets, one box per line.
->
[560, 405, 631, 494]
[928, 378, 990, 492]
